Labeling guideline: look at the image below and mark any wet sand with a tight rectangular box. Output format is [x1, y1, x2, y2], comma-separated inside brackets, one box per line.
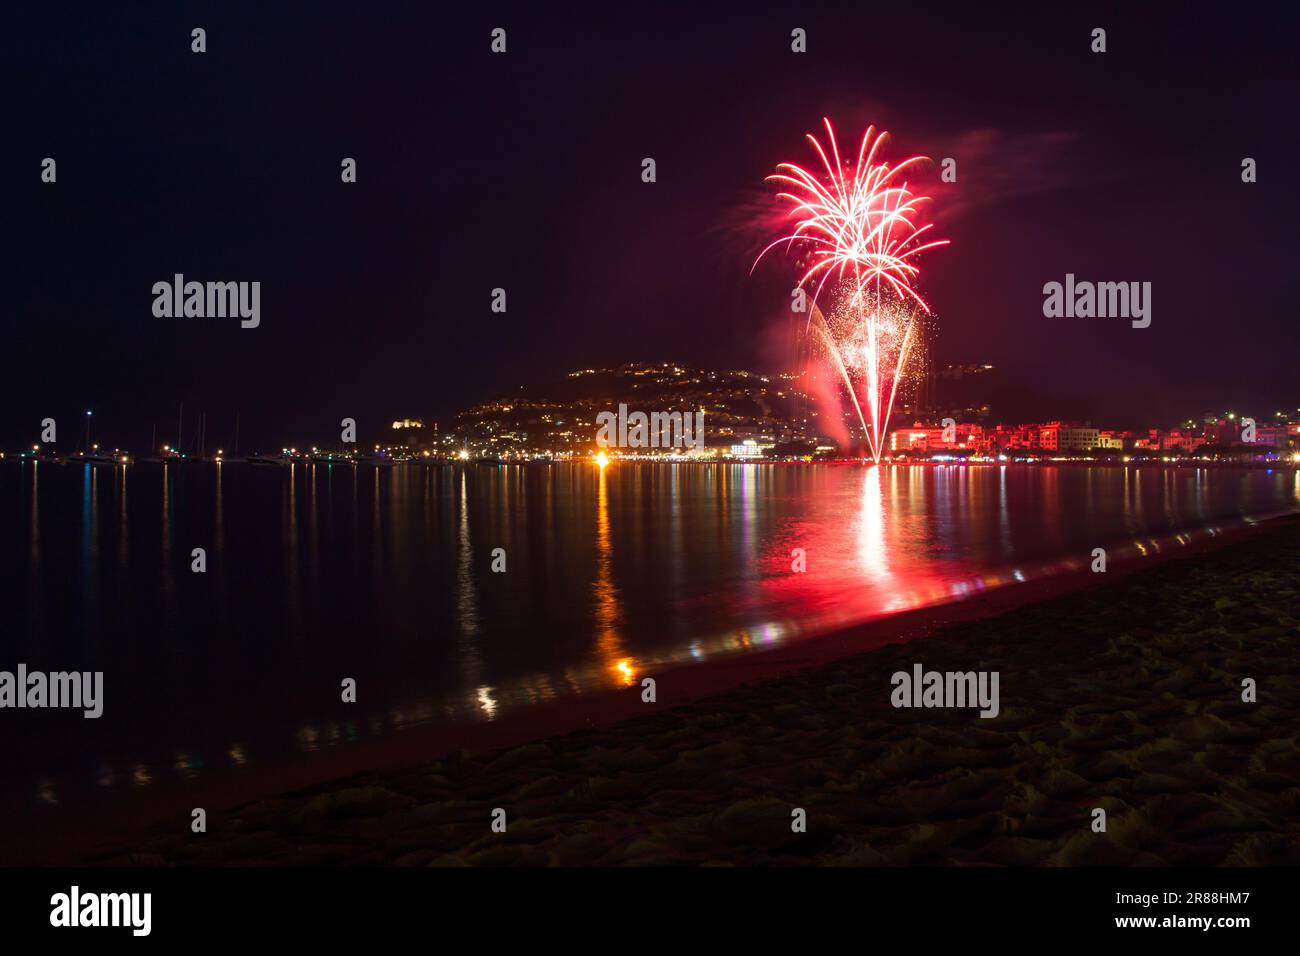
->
[83, 515, 1300, 866]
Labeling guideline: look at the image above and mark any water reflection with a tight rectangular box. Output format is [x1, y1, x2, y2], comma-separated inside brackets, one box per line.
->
[81, 466, 100, 632]
[28, 462, 40, 562]
[856, 465, 890, 585]
[118, 465, 129, 568]
[159, 463, 174, 612]
[593, 460, 630, 684]
[4, 461, 1299, 812]
[455, 471, 485, 690]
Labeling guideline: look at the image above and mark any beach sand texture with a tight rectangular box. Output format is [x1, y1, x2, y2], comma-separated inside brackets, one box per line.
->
[102, 519, 1300, 866]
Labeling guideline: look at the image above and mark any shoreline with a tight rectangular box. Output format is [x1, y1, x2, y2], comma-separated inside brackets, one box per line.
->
[21, 512, 1296, 866]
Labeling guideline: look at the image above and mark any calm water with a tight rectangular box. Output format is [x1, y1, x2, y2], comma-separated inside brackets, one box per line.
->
[2, 460, 1298, 818]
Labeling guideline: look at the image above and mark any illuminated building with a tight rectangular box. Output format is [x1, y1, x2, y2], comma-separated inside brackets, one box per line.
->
[1038, 423, 1099, 452]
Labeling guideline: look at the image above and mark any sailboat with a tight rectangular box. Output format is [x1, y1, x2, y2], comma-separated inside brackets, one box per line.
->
[74, 449, 122, 465]
[75, 408, 126, 464]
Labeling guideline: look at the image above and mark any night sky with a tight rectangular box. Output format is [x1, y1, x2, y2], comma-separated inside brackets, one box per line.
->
[7, 2, 1298, 451]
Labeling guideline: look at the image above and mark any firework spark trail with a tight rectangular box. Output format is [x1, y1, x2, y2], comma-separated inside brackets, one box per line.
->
[754, 118, 949, 317]
[755, 118, 948, 462]
[807, 304, 870, 441]
[880, 311, 918, 458]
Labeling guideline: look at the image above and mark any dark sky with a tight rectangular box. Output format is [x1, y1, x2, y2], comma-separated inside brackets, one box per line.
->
[7, 2, 1299, 451]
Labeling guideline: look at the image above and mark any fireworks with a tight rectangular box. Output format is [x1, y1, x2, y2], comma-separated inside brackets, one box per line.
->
[806, 289, 929, 457]
[756, 118, 948, 462]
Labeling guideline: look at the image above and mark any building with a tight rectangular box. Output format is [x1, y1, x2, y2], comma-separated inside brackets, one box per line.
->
[1038, 422, 1099, 452]
[889, 422, 984, 453]
[729, 439, 763, 458]
[389, 418, 429, 454]
[979, 424, 1035, 452]
[889, 426, 938, 452]
[1251, 425, 1288, 448]
[1160, 429, 1205, 452]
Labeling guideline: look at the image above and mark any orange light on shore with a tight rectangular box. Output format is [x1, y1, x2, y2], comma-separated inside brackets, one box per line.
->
[595, 451, 610, 467]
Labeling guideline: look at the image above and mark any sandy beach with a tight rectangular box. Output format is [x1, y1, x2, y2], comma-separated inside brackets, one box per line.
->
[77, 514, 1300, 867]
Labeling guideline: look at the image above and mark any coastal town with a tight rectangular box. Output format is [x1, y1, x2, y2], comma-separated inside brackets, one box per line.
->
[7, 362, 1297, 466]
